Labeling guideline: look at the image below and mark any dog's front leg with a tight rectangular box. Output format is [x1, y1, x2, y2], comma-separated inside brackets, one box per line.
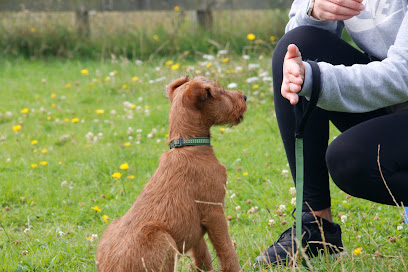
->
[190, 237, 214, 271]
[204, 208, 241, 272]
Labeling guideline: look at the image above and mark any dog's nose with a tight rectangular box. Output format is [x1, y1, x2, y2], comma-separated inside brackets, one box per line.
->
[243, 95, 247, 101]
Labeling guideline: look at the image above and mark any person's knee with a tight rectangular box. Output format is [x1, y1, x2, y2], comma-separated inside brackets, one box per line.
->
[326, 137, 365, 196]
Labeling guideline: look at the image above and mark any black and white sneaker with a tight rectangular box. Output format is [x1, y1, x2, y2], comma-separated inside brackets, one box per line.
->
[255, 212, 343, 266]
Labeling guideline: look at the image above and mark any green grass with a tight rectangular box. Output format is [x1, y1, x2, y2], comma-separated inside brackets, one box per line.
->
[0, 56, 407, 271]
[0, 9, 287, 59]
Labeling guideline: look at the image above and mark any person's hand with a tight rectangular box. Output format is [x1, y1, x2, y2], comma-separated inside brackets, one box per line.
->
[281, 44, 304, 105]
[312, 0, 365, 21]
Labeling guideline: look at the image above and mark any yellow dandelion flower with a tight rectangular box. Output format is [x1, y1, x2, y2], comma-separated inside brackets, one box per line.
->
[252, 84, 259, 89]
[51, 93, 57, 99]
[219, 127, 225, 132]
[81, 69, 89, 76]
[124, 142, 131, 147]
[130, 104, 136, 109]
[132, 76, 139, 82]
[270, 36, 276, 42]
[222, 57, 229, 63]
[102, 215, 109, 223]
[127, 175, 135, 180]
[30, 27, 36, 33]
[104, 77, 111, 82]
[39, 161, 48, 166]
[51, 103, 56, 108]
[165, 133, 169, 138]
[31, 140, 38, 145]
[31, 163, 38, 169]
[112, 172, 122, 179]
[65, 83, 71, 88]
[122, 84, 128, 89]
[243, 172, 248, 176]
[183, 50, 189, 56]
[13, 125, 22, 132]
[171, 63, 180, 70]
[113, 70, 118, 75]
[33, 149, 38, 153]
[90, 81, 95, 86]
[247, 33, 256, 41]
[58, 161, 62, 165]
[71, 118, 80, 123]
[21, 108, 29, 114]
[174, 5, 180, 11]
[353, 247, 362, 255]
[153, 35, 159, 41]
[64, 118, 69, 123]
[166, 60, 174, 66]
[206, 62, 212, 68]
[95, 109, 104, 114]
[47, 116, 52, 120]
[145, 106, 150, 110]
[41, 148, 48, 154]
[120, 163, 129, 170]
[92, 206, 102, 213]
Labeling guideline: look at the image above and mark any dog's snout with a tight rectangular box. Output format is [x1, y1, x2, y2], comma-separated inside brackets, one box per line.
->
[243, 95, 247, 101]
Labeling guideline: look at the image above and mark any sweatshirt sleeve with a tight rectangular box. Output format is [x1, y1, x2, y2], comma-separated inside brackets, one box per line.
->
[285, 0, 345, 36]
[299, 13, 408, 113]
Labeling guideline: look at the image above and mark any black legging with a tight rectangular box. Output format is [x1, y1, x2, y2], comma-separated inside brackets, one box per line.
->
[272, 26, 408, 211]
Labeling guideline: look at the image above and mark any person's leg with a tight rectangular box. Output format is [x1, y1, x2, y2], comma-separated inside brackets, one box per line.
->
[327, 110, 408, 206]
[257, 25, 388, 265]
[272, 26, 374, 217]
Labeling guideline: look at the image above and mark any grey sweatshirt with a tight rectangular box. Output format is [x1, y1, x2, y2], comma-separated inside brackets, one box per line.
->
[287, 0, 408, 113]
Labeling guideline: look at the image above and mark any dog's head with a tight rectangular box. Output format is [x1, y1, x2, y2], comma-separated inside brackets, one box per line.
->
[166, 76, 247, 127]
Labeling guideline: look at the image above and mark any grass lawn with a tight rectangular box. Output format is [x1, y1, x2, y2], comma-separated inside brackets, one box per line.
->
[0, 55, 406, 271]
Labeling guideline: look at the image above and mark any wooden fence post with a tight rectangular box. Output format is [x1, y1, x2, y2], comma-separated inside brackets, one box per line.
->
[75, 6, 90, 38]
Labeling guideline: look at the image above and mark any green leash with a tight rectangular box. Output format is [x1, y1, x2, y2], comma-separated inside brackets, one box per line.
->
[294, 61, 321, 244]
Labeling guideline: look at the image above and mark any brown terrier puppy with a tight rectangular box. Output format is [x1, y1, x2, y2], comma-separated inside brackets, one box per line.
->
[96, 76, 247, 272]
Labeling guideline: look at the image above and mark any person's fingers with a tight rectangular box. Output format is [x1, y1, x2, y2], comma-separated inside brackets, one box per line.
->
[281, 82, 300, 104]
[289, 82, 302, 93]
[286, 44, 301, 60]
[313, 0, 365, 20]
[286, 73, 303, 86]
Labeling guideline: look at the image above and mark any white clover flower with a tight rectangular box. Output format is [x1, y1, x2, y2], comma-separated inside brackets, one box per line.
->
[289, 187, 296, 196]
[155, 77, 166, 82]
[59, 231, 65, 236]
[24, 228, 30, 233]
[397, 225, 403, 231]
[235, 206, 241, 211]
[98, 133, 103, 140]
[88, 234, 98, 242]
[248, 63, 260, 70]
[127, 127, 134, 135]
[290, 197, 296, 205]
[217, 50, 228, 55]
[235, 66, 243, 72]
[136, 129, 143, 133]
[61, 180, 67, 187]
[230, 193, 236, 199]
[110, 110, 116, 115]
[138, 97, 143, 101]
[278, 205, 286, 212]
[263, 76, 273, 81]
[341, 215, 347, 223]
[227, 83, 238, 89]
[268, 219, 276, 227]
[281, 169, 289, 177]
[135, 60, 143, 65]
[246, 77, 259, 83]
[203, 54, 215, 60]
[242, 55, 250, 60]
[6, 111, 13, 118]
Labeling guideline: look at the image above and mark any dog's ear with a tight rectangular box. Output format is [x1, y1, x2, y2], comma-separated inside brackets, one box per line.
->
[186, 80, 220, 107]
[186, 80, 211, 107]
[166, 76, 189, 102]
